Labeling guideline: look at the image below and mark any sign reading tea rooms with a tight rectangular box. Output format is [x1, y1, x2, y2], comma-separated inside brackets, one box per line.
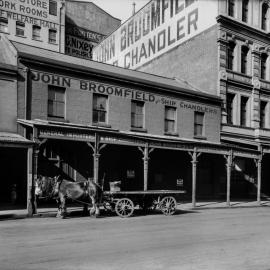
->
[93, 0, 217, 69]
[0, 0, 58, 28]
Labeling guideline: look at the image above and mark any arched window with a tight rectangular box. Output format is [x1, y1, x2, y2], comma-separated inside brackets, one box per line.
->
[241, 46, 249, 74]
[228, 0, 235, 17]
[261, 53, 268, 80]
[262, 3, 268, 30]
[227, 42, 235, 70]
[242, 0, 249, 23]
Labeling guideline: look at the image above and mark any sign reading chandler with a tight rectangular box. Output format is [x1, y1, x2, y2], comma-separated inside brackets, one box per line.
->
[93, 0, 217, 69]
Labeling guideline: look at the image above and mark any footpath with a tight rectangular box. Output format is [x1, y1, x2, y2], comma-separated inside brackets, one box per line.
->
[0, 200, 270, 220]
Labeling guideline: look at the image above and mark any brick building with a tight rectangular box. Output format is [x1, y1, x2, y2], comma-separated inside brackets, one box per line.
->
[94, 0, 270, 200]
[0, 0, 120, 57]
[0, 35, 260, 214]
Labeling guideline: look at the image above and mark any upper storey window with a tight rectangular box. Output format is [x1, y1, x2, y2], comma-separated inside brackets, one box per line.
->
[261, 53, 268, 80]
[227, 42, 235, 70]
[241, 46, 249, 74]
[16, 21, 25, 37]
[261, 3, 268, 31]
[242, 0, 249, 23]
[49, 0, 57, 16]
[228, 0, 235, 17]
[131, 100, 144, 129]
[0, 17, 8, 33]
[48, 86, 65, 119]
[32, 25, 41, 40]
[93, 94, 108, 124]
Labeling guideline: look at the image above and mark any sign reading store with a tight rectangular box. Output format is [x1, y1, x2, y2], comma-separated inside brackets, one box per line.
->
[32, 71, 218, 114]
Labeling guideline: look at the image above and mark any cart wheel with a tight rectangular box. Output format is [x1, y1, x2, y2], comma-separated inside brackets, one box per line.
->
[159, 196, 177, 216]
[115, 198, 134, 218]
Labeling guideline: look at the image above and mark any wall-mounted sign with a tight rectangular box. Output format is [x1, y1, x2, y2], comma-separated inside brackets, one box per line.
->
[0, 0, 59, 28]
[93, 0, 217, 69]
[32, 70, 219, 115]
[65, 35, 93, 60]
[127, 170, 135, 179]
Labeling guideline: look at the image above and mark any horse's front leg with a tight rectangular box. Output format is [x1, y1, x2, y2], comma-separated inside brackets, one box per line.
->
[89, 196, 100, 217]
[59, 195, 67, 219]
[56, 198, 62, 218]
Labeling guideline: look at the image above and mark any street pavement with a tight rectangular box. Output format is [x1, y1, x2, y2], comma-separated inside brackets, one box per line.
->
[1, 206, 270, 270]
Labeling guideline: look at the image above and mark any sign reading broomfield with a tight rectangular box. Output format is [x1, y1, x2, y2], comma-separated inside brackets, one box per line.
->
[93, 0, 217, 69]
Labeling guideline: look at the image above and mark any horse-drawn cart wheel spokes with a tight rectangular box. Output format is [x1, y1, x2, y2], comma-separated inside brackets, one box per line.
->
[115, 198, 134, 218]
[160, 196, 177, 216]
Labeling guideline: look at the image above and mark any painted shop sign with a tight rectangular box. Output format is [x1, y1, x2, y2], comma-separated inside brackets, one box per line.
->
[0, 0, 58, 28]
[39, 129, 95, 141]
[93, 0, 217, 69]
[65, 35, 94, 60]
[66, 24, 105, 43]
[32, 71, 218, 114]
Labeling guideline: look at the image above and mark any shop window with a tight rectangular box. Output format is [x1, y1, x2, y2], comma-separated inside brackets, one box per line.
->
[32, 25, 41, 40]
[227, 42, 235, 70]
[16, 21, 25, 36]
[242, 0, 249, 22]
[164, 106, 176, 134]
[194, 112, 204, 137]
[49, 29, 57, 44]
[49, 0, 57, 16]
[93, 94, 107, 124]
[131, 100, 144, 129]
[228, 0, 235, 17]
[261, 3, 268, 30]
[241, 46, 249, 74]
[260, 101, 267, 128]
[240, 96, 248, 127]
[0, 17, 8, 33]
[227, 93, 235, 125]
[48, 86, 65, 119]
[261, 53, 268, 79]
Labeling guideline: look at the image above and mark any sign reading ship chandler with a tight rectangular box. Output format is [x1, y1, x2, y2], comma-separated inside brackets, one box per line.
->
[33, 70, 218, 115]
[65, 24, 105, 60]
[0, 0, 57, 28]
[93, 0, 217, 69]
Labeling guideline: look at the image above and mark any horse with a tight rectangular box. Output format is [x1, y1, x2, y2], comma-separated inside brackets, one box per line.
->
[35, 176, 102, 218]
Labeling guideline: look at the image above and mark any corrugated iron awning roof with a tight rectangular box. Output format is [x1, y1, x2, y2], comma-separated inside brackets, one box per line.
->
[0, 132, 32, 144]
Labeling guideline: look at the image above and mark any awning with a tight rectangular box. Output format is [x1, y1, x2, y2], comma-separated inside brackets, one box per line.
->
[0, 132, 32, 147]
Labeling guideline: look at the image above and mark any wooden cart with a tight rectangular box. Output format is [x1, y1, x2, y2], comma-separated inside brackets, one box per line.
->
[102, 190, 186, 218]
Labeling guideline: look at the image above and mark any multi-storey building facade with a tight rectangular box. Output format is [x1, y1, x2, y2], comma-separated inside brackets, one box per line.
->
[1, 35, 260, 214]
[93, 0, 270, 199]
[0, 0, 120, 56]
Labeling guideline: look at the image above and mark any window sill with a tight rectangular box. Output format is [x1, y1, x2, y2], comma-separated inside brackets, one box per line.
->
[32, 38, 42, 42]
[49, 42, 58, 45]
[47, 116, 66, 122]
[92, 122, 111, 128]
[15, 34, 26, 38]
[164, 132, 179, 137]
[193, 135, 207, 140]
[0, 30, 9, 34]
[130, 127, 147, 133]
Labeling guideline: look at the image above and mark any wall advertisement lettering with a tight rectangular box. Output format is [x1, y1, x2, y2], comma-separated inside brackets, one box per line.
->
[32, 71, 218, 114]
[93, 0, 217, 69]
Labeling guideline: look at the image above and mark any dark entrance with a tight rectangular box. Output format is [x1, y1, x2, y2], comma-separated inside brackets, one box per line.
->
[0, 147, 27, 207]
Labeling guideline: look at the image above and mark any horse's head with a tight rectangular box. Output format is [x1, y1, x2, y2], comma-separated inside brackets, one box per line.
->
[35, 176, 59, 198]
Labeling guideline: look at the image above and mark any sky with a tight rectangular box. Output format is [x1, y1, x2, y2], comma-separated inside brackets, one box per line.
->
[85, 0, 150, 22]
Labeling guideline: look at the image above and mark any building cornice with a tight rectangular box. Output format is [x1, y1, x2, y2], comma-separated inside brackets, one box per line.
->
[216, 15, 270, 42]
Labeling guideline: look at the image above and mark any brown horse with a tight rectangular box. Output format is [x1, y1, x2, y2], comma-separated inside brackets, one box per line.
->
[35, 176, 101, 218]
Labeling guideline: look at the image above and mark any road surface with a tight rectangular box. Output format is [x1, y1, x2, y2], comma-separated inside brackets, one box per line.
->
[1, 207, 270, 270]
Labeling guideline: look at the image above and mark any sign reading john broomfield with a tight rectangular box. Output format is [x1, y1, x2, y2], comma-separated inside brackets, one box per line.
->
[32, 70, 218, 115]
[93, 0, 217, 69]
